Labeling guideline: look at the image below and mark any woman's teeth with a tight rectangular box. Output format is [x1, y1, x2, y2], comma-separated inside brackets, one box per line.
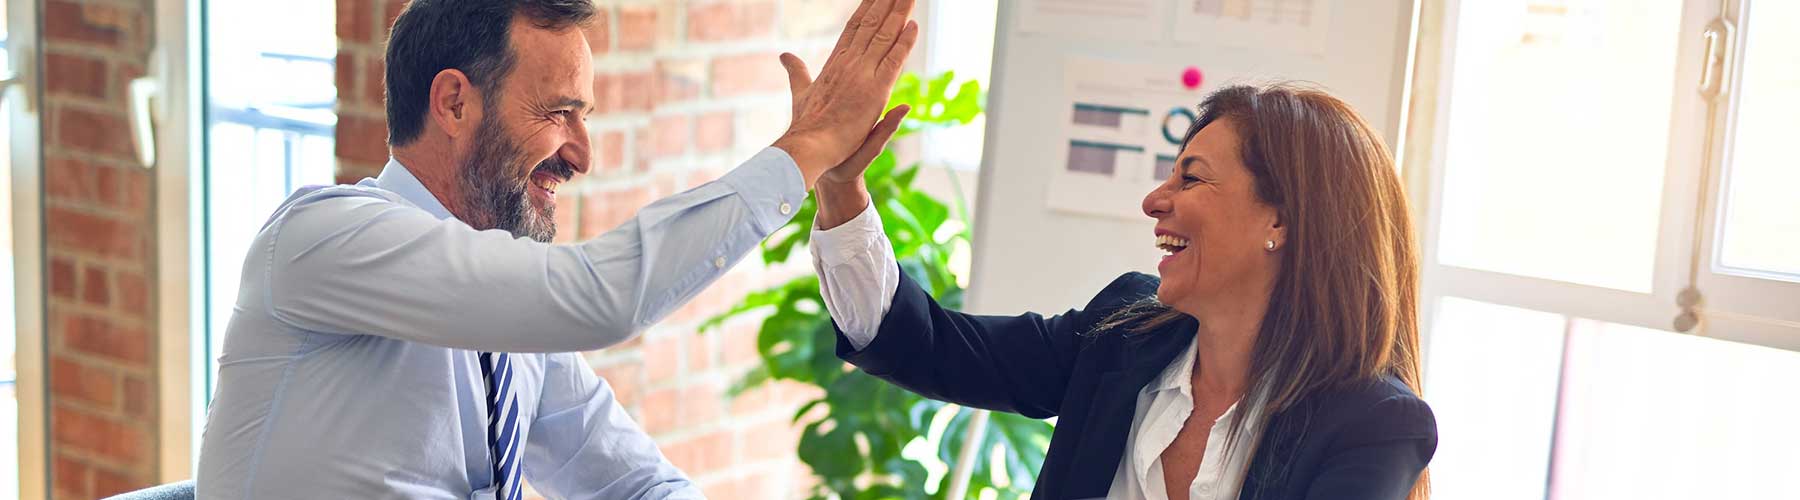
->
[1156, 234, 1190, 254]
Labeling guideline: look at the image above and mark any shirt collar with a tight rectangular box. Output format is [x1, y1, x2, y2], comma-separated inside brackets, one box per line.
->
[375, 157, 455, 220]
[1147, 334, 1199, 396]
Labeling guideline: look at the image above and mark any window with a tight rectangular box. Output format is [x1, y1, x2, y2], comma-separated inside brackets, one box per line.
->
[923, 0, 999, 171]
[200, 1, 338, 397]
[1416, 0, 1800, 497]
[1, 8, 18, 493]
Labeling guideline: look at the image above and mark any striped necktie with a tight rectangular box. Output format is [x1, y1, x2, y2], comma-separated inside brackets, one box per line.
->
[479, 352, 523, 500]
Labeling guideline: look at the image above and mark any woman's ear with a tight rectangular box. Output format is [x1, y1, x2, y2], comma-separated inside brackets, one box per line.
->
[428, 68, 479, 139]
[1266, 212, 1287, 252]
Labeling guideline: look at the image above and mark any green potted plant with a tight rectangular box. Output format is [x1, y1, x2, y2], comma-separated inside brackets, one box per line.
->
[701, 71, 1052, 500]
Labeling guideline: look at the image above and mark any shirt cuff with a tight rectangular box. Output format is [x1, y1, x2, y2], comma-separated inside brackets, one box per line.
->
[810, 202, 886, 267]
[719, 147, 807, 234]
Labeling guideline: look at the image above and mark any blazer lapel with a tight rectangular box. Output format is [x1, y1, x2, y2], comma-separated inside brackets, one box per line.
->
[1061, 319, 1197, 498]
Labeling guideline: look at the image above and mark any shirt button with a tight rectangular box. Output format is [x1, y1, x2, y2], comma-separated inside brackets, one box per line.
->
[779, 202, 793, 215]
[714, 256, 727, 269]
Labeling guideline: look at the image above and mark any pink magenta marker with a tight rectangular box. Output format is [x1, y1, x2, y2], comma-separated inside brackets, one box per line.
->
[1182, 67, 1204, 90]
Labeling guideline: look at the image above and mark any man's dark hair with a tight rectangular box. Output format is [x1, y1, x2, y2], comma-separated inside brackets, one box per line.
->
[383, 0, 596, 147]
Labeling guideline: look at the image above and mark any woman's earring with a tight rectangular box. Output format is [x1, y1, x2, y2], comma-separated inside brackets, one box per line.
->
[1265, 240, 1276, 251]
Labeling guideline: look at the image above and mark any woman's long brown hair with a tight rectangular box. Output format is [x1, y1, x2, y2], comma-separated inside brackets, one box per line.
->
[1097, 83, 1428, 499]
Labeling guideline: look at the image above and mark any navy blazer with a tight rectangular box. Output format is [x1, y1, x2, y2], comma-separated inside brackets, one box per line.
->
[835, 271, 1436, 500]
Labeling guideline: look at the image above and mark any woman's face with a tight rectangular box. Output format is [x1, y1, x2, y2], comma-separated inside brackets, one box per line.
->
[1141, 117, 1285, 313]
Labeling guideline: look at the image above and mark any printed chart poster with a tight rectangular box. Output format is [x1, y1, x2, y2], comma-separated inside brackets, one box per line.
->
[1047, 57, 1234, 220]
[1015, 0, 1168, 43]
[1172, 0, 1332, 55]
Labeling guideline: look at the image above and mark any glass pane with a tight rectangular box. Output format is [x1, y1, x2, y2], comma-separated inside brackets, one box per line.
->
[1436, 0, 1684, 292]
[1716, 1, 1800, 279]
[1550, 320, 1800, 499]
[203, 1, 337, 397]
[1424, 297, 1566, 500]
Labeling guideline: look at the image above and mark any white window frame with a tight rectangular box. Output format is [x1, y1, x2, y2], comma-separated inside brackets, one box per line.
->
[1688, 0, 1800, 351]
[152, 0, 206, 480]
[1405, 0, 1800, 352]
[8, 0, 47, 495]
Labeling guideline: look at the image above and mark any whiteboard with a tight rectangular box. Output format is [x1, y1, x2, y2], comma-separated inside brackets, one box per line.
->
[966, 0, 1416, 314]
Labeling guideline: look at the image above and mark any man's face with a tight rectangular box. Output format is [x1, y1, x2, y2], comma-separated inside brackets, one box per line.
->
[457, 17, 595, 242]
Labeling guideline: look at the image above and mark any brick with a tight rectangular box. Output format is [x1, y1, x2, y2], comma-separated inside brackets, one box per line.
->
[687, 2, 776, 43]
[92, 467, 146, 498]
[646, 114, 690, 159]
[123, 375, 152, 418]
[552, 189, 581, 244]
[617, 5, 658, 51]
[720, 320, 760, 367]
[663, 430, 734, 475]
[703, 471, 774, 499]
[115, 271, 150, 319]
[59, 313, 150, 364]
[365, 57, 387, 108]
[655, 59, 706, 105]
[53, 106, 135, 159]
[640, 386, 679, 435]
[695, 111, 734, 153]
[51, 256, 79, 299]
[740, 417, 803, 462]
[595, 361, 645, 405]
[337, 0, 374, 44]
[51, 356, 118, 409]
[578, 185, 651, 238]
[44, 0, 125, 49]
[336, 52, 359, 106]
[686, 332, 714, 373]
[727, 381, 774, 416]
[620, 72, 656, 112]
[80, 264, 110, 307]
[779, 0, 860, 39]
[46, 155, 100, 206]
[47, 207, 142, 260]
[335, 113, 391, 164]
[643, 334, 683, 382]
[53, 454, 91, 499]
[383, 0, 410, 35]
[46, 51, 109, 101]
[710, 52, 788, 98]
[583, 8, 611, 54]
[593, 130, 626, 171]
[115, 166, 152, 213]
[678, 378, 728, 427]
[52, 405, 147, 465]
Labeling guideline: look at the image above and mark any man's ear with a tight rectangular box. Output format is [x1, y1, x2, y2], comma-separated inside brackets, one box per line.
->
[428, 69, 480, 139]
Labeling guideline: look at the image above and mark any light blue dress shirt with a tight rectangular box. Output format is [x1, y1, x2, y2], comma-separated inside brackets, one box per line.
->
[196, 148, 805, 499]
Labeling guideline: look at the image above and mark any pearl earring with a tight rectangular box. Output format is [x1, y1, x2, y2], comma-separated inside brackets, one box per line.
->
[1265, 240, 1276, 251]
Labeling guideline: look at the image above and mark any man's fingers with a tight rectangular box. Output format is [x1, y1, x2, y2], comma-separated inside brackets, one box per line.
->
[780, 53, 813, 98]
[865, 0, 916, 54]
[848, 0, 897, 57]
[840, 105, 911, 173]
[832, 0, 876, 56]
[878, 20, 920, 79]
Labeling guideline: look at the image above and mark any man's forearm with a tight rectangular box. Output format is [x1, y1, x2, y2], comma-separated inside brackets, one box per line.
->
[813, 178, 872, 230]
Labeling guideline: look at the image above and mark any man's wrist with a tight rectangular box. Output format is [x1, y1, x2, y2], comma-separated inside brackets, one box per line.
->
[772, 134, 833, 189]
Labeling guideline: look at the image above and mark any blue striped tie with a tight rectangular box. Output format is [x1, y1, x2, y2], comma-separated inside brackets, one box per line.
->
[479, 352, 523, 500]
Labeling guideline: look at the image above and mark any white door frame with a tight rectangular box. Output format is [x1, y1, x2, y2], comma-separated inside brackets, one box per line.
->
[8, 0, 47, 496]
[153, 0, 206, 482]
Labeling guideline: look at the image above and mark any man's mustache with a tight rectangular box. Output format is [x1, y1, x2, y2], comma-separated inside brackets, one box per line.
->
[532, 156, 576, 183]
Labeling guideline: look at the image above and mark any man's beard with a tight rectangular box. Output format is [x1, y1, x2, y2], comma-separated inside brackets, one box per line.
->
[457, 115, 574, 243]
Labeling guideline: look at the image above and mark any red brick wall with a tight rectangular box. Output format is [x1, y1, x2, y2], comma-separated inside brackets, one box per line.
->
[336, 0, 866, 496]
[41, 0, 162, 497]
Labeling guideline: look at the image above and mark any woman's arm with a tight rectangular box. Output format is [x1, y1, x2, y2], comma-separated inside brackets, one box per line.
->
[1303, 395, 1438, 499]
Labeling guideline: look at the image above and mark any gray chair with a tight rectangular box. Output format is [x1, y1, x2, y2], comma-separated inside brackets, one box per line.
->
[101, 480, 195, 500]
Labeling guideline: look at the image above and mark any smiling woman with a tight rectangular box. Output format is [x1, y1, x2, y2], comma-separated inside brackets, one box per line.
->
[810, 82, 1433, 500]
